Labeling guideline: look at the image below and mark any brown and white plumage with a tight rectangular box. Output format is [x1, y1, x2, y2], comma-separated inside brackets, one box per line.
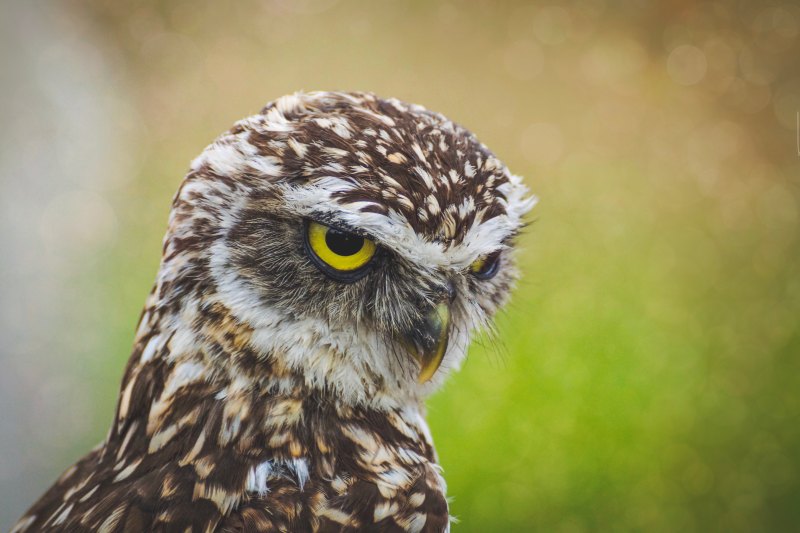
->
[13, 91, 534, 532]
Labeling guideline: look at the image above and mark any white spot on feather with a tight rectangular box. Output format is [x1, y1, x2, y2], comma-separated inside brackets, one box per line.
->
[246, 460, 273, 496]
[400, 512, 427, 533]
[411, 143, 426, 162]
[409, 492, 426, 507]
[248, 155, 283, 177]
[374, 500, 400, 522]
[194, 142, 244, 175]
[113, 458, 143, 482]
[50, 503, 73, 526]
[140, 334, 161, 362]
[287, 137, 307, 157]
[314, 116, 352, 138]
[97, 505, 127, 533]
[426, 195, 441, 216]
[11, 515, 35, 533]
[164, 361, 206, 396]
[291, 458, 310, 489]
[414, 166, 435, 189]
[79, 485, 99, 502]
[318, 507, 352, 524]
[387, 152, 407, 164]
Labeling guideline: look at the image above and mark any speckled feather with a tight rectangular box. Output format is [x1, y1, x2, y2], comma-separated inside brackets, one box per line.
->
[14, 91, 534, 532]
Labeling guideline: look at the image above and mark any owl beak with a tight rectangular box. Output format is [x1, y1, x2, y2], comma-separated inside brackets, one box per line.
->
[405, 302, 450, 383]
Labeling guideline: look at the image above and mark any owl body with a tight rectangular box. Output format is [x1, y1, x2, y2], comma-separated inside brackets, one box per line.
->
[18, 328, 448, 531]
[14, 92, 533, 532]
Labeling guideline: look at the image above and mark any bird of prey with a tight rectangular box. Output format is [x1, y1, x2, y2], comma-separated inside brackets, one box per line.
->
[13, 91, 534, 533]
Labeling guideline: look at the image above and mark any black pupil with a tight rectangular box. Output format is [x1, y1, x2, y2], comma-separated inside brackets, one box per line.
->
[326, 228, 364, 256]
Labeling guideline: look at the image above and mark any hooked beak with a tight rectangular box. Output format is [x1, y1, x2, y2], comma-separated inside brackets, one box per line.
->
[403, 302, 450, 383]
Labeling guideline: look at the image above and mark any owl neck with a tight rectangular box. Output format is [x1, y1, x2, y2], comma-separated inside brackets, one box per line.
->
[109, 288, 432, 457]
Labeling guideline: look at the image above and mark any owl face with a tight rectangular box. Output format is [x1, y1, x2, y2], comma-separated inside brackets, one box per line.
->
[163, 92, 534, 407]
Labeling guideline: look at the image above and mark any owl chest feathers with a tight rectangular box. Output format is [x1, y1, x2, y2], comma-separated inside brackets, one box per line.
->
[15, 306, 450, 532]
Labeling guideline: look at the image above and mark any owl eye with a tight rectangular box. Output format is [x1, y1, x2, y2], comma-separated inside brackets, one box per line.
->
[469, 251, 501, 280]
[305, 220, 377, 281]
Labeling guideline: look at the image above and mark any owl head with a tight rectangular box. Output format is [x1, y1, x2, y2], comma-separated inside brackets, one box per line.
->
[153, 91, 534, 408]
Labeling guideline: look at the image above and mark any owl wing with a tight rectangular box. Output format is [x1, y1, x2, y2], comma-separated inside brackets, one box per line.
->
[12, 446, 233, 532]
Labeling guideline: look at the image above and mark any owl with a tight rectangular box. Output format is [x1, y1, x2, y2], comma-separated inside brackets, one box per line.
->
[13, 91, 534, 532]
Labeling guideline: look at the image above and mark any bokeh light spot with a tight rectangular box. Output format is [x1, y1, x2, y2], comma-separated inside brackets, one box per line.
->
[667, 45, 708, 86]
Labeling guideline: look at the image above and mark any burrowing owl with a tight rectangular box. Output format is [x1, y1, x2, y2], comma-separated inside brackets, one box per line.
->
[14, 91, 534, 532]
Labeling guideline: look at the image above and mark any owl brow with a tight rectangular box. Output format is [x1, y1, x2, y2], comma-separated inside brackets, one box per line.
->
[304, 212, 377, 241]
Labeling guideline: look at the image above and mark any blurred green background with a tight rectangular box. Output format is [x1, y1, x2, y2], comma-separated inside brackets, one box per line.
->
[1, 0, 799, 531]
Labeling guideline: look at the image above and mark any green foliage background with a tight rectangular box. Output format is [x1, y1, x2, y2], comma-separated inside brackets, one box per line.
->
[2, 1, 799, 531]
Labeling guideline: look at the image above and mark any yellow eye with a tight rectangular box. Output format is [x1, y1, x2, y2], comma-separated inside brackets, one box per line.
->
[469, 250, 501, 280]
[470, 256, 486, 273]
[306, 220, 377, 278]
